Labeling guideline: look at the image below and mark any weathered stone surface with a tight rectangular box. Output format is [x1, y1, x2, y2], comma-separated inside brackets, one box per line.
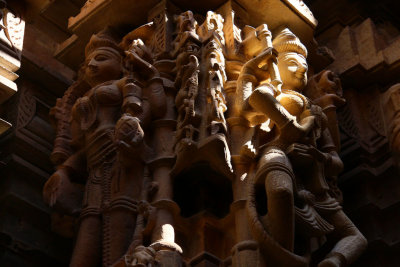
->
[39, 2, 367, 266]
[2, 0, 400, 266]
[308, 0, 400, 265]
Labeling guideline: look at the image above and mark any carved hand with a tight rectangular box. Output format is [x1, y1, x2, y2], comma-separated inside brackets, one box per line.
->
[241, 47, 277, 82]
[125, 40, 159, 80]
[130, 39, 152, 62]
[279, 115, 315, 146]
[297, 189, 316, 205]
[43, 167, 84, 215]
[127, 246, 156, 267]
[43, 169, 67, 207]
[115, 114, 144, 152]
[287, 142, 327, 166]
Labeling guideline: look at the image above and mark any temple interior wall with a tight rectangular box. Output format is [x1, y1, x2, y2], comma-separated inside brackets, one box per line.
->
[0, 0, 399, 266]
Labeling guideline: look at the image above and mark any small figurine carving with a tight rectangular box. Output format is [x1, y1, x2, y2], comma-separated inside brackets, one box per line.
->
[304, 70, 346, 203]
[124, 201, 158, 267]
[171, 10, 232, 179]
[173, 11, 199, 56]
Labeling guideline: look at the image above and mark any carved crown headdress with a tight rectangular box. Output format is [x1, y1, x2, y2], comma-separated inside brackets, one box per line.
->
[85, 30, 124, 58]
[272, 28, 307, 58]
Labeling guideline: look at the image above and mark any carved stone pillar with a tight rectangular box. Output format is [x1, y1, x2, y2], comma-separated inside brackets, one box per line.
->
[42, 1, 367, 266]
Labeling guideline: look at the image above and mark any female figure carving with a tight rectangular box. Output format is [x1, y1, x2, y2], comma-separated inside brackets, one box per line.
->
[43, 32, 165, 266]
[238, 28, 366, 266]
[237, 26, 313, 260]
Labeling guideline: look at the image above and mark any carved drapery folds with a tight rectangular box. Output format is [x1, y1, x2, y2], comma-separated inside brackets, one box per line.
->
[43, 1, 366, 266]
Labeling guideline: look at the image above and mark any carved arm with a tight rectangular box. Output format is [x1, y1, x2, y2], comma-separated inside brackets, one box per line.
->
[43, 149, 86, 215]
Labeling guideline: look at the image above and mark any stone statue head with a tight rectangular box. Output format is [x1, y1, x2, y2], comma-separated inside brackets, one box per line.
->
[273, 28, 308, 91]
[84, 31, 124, 87]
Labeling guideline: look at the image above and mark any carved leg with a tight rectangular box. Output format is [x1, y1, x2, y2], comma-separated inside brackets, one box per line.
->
[319, 210, 367, 267]
[265, 169, 295, 252]
[70, 215, 102, 267]
[254, 147, 296, 252]
[108, 209, 137, 264]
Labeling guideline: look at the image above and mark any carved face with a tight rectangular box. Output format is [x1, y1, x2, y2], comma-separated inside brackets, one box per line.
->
[277, 52, 308, 91]
[84, 48, 122, 87]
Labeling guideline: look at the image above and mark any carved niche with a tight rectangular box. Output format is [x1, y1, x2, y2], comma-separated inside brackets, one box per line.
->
[43, 1, 367, 266]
